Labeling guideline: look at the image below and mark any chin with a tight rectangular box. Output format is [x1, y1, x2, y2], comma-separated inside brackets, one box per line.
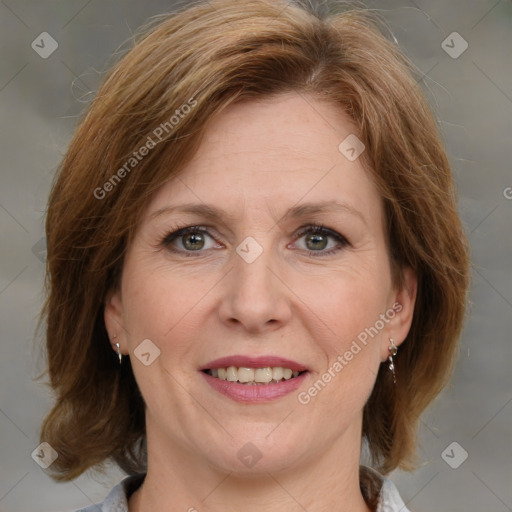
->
[197, 426, 310, 476]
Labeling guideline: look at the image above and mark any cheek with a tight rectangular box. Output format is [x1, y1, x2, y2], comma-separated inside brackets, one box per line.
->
[302, 278, 386, 414]
[119, 259, 204, 398]
[311, 263, 390, 333]
[302, 260, 391, 381]
[121, 254, 193, 333]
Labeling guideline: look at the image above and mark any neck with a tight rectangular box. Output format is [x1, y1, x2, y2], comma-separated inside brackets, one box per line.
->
[129, 419, 373, 512]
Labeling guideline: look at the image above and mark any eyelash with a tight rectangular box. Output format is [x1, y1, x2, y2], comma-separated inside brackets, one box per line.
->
[159, 222, 350, 258]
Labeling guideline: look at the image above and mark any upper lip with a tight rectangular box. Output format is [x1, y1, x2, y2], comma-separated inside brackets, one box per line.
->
[200, 355, 309, 372]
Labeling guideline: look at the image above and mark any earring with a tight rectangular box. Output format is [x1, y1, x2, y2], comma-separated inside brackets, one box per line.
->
[113, 335, 122, 365]
[388, 338, 398, 384]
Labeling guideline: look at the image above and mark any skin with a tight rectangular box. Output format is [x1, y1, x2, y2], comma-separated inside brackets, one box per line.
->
[105, 92, 417, 512]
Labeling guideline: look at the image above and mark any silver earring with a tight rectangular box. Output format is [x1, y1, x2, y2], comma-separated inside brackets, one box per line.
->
[113, 335, 122, 365]
[388, 338, 397, 384]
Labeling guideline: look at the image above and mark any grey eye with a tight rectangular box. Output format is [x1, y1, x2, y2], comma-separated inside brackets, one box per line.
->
[304, 232, 329, 251]
[182, 232, 206, 250]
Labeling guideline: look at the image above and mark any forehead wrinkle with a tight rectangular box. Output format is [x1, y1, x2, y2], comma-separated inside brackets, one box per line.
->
[149, 199, 368, 230]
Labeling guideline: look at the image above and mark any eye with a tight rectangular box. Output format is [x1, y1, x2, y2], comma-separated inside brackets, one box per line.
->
[293, 224, 349, 256]
[160, 223, 349, 257]
[161, 225, 219, 254]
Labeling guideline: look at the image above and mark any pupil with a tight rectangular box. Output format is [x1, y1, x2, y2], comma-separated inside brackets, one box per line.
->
[306, 233, 327, 251]
[184, 233, 204, 250]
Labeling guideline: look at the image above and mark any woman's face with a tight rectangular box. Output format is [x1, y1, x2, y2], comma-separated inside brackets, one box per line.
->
[106, 92, 416, 474]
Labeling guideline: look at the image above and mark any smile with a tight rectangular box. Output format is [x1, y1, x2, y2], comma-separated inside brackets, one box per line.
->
[201, 369, 309, 402]
[203, 366, 305, 385]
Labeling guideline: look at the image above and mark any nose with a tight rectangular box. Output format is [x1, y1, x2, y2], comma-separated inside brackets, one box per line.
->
[218, 245, 292, 334]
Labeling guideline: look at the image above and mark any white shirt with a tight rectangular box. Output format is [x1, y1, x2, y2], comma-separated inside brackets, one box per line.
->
[76, 465, 410, 512]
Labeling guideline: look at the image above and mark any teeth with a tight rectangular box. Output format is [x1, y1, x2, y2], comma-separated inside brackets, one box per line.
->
[226, 366, 237, 382]
[238, 367, 255, 383]
[272, 367, 283, 381]
[255, 367, 273, 383]
[207, 366, 303, 384]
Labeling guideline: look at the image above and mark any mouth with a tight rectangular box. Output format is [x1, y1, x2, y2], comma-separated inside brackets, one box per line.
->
[202, 366, 307, 385]
[199, 355, 309, 402]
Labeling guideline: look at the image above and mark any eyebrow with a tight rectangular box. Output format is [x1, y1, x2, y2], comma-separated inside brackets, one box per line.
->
[149, 200, 368, 227]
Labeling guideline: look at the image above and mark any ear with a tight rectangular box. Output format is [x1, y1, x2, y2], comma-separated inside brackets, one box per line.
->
[381, 267, 417, 361]
[104, 287, 126, 353]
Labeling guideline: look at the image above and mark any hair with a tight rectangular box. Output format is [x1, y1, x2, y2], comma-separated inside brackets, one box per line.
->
[38, 0, 470, 482]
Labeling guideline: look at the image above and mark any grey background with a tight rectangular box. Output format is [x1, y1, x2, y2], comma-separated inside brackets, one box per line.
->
[0, 1, 511, 511]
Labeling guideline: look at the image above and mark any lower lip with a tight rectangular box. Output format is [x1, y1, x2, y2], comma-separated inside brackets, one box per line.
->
[200, 371, 308, 403]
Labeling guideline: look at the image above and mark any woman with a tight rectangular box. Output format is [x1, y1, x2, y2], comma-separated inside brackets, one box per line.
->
[39, 0, 470, 511]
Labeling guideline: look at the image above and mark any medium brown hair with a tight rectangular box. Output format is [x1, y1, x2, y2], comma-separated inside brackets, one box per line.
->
[38, 0, 470, 481]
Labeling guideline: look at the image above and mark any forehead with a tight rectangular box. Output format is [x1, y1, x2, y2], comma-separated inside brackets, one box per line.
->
[145, 93, 382, 226]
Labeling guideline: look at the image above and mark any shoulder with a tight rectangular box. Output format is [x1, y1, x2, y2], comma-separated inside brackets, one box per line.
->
[74, 474, 146, 512]
[360, 465, 411, 512]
